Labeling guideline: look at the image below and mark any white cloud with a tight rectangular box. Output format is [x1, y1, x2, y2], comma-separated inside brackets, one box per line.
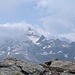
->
[0, 22, 34, 45]
[0, 22, 33, 33]
[0, 21, 49, 37]
[33, 24, 51, 38]
[36, 0, 48, 9]
[36, 0, 75, 41]
[59, 33, 75, 42]
[0, 21, 75, 42]
[0, 21, 52, 45]
[0, 0, 75, 41]
[40, 16, 74, 34]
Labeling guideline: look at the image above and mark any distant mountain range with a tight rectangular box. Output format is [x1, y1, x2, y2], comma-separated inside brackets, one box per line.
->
[0, 27, 75, 63]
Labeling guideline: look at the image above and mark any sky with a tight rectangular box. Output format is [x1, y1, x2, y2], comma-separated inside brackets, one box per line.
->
[0, 0, 75, 41]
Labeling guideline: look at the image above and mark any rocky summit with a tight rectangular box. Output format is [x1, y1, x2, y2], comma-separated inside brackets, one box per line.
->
[0, 58, 75, 75]
[0, 58, 44, 75]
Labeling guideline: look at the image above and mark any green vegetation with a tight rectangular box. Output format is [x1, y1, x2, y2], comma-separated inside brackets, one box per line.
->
[1, 71, 4, 75]
[56, 67, 64, 72]
[33, 69, 41, 75]
[12, 72, 22, 75]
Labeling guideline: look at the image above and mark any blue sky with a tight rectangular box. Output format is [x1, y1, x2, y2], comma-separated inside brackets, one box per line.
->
[0, 0, 75, 41]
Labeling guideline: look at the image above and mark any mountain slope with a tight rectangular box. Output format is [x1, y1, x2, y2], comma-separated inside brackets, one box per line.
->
[0, 27, 75, 63]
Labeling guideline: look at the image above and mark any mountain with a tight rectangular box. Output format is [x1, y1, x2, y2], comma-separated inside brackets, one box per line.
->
[26, 27, 39, 43]
[0, 27, 75, 63]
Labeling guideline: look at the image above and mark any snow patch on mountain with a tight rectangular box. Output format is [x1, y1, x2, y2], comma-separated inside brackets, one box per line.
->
[7, 47, 11, 51]
[74, 57, 75, 59]
[39, 50, 56, 56]
[64, 54, 68, 58]
[28, 36, 39, 43]
[15, 52, 20, 55]
[43, 46, 47, 49]
[0, 51, 5, 55]
[58, 51, 62, 53]
[62, 44, 69, 48]
[7, 52, 10, 56]
[43, 45, 51, 49]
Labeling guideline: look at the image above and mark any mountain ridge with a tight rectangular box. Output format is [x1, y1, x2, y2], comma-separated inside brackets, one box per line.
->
[0, 27, 75, 63]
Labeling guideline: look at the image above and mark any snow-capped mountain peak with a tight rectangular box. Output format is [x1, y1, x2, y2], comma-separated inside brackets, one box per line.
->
[36, 35, 46, 43]
[26, 27, 39, 43]
[26, 27, 39, 37]
[28, 27, 32, 31]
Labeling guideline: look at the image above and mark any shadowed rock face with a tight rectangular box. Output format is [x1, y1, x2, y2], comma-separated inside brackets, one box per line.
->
[0, 58, 75, 75]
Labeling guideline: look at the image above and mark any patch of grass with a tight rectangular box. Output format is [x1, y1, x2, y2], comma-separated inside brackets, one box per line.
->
[12, 72, 22, 75]
[1, 71, 4, 75]
[56, 67, 64, 72]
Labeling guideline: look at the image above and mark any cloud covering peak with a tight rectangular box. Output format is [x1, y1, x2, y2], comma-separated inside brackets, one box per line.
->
[36, 0, 75, 41]
[0, 0, 75, 41]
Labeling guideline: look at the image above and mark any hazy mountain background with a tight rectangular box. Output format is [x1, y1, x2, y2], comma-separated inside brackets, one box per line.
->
[0, 25, 75, 63]
[0, 0, 75, 63]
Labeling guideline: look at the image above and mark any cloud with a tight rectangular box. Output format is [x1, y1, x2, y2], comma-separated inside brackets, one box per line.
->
[40, 16, 74, 34]
[0, 22, 51, 42]
[36, 0, 75, 41]
[0, 21, 35, 45]
[0, 0, 34, 12]
[0, 22, 33, 34]
[0, 22, 48, 37]
[0, 0, 75, 41]
[0, 21, 75, 42]
[33, 24, 51, 37]
[59, 33, 75, 42]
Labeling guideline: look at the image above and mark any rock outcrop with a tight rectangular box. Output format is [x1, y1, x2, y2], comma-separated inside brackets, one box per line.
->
[0, 58, 75, 75]
[41, 59, 75, 75]
[0, 58, 44, 75]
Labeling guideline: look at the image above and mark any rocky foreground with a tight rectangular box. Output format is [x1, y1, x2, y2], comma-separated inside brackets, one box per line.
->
[0, 58, 75, 75]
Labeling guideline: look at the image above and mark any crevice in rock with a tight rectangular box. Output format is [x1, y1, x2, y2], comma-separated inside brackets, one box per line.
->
[17, 66, 29, 75]
[69, 71, 75, 74]
[45, 61, 52, 66]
